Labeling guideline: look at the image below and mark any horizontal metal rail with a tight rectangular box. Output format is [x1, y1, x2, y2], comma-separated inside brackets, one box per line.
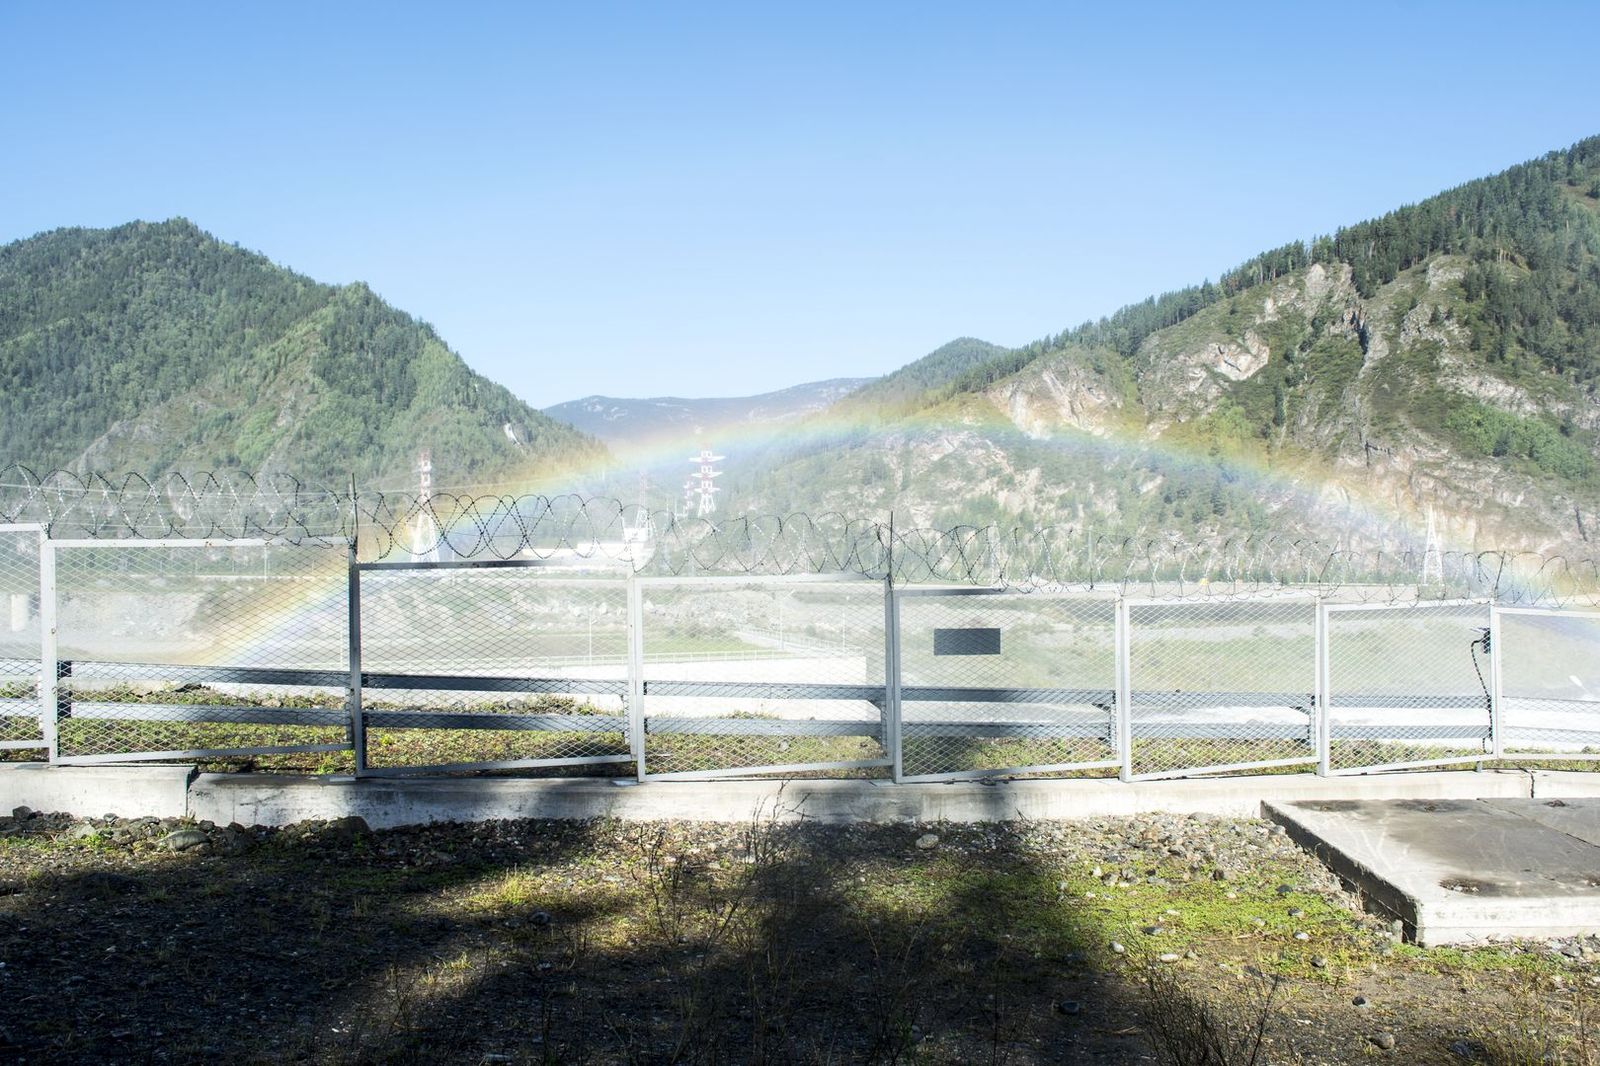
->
[365, 710, 627, 732]
[355, 558, 557, 571]
[62, 662, 348, 688]
[646, 716, 880, 737]
[361, 672, 626, 696]
[55, 743, 349, 765]
[65, 702, 347, 727]
[644, 680, 884, 701]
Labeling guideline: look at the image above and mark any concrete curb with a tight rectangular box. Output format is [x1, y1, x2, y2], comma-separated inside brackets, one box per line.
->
[8, 763, 1600, 827]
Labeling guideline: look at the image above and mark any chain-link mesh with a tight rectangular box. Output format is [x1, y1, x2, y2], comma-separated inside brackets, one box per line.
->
[1126, 599, 1317, 778]
[1497, 609, 1600, 758]
[1326, 601, 1493, 772]
[0, 529, 44, 756]
[897, 590, 1117, 779]
[639, 578, 887, 777]
[357, 567, 631, 774]
[54, 543, 349, 766]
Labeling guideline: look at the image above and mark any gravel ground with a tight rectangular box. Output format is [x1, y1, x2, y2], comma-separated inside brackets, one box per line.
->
[0, 805, 1593, 1064]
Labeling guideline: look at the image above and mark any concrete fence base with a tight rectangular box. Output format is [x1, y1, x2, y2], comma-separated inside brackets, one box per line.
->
[7, 763, 1600, 828]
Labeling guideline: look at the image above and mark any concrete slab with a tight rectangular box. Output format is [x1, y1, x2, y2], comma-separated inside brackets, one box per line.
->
[1266, 798, 1600, 946]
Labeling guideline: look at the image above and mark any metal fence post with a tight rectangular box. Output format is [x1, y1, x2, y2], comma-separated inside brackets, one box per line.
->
[346, 540, 366, 777]
[884, 574, 903, 783]
[1488, 600, 1504, 760]
[627, 574, 646, 782]
[1315, 597, 1331, 776]
[1115, 596, 1132, 782]
[39, 534, 58, 763]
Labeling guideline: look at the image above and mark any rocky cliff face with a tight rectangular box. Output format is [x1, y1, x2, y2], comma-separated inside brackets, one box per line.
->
[745, 254, 1597, 556]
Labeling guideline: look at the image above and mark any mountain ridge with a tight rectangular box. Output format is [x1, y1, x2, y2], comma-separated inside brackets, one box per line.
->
[0, 218, 604, 489]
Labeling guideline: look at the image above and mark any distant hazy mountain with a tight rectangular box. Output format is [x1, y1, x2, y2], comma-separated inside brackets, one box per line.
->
[0, 219, 604, 489]
[543, 378, 873, 452]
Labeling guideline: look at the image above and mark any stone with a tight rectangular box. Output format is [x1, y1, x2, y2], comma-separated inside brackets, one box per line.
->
[1109, 941, 1126, 955]
[914, 833, 939, 850]
[530, 910, 551, 927]
[67, 823, 103, 841]
[1371, 1032, 1396, 1051]
[160, 829, 209, 852]
[214, 828, 249, 856]
[1158, 953, 1181, 963]
[10, 806, 32, 821]
[1310, 955, 1328, 969]
[1293, 931, 1311, 941]
[325, 816, 372, 844]
[1056, 1000, 1082, 1016]
[1352, 995, 1370, 1008]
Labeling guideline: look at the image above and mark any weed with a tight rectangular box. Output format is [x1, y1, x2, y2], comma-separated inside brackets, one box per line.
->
[1139, 965, 1284, 1066]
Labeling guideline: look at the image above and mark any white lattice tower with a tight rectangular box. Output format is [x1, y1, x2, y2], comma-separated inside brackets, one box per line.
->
[1420, 503, 1442, 586]
[410, 448, 440, 562]
[687, 447, 724, 518]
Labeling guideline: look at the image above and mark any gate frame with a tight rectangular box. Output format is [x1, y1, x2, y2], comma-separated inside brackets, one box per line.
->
[1321, 597, 1496, 776]
[1488, 604, 1600, 763]
[894, 584, 1121, 784]
[1122, 593, 1322, 782]
[0, 523, 48, 757]
[47, 536, 354, 766]
[350, 556, 635, 779]
[636, 572, 892, 782]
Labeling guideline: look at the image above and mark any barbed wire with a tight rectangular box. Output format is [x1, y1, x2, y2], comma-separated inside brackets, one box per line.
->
[2, 464, 1596, 606]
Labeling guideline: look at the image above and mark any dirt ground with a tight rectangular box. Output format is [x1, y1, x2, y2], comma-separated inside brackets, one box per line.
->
[0, 805, 1592, 1064]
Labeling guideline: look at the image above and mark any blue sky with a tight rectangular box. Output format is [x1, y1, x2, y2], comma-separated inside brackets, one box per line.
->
[2, 2, 1596, 407]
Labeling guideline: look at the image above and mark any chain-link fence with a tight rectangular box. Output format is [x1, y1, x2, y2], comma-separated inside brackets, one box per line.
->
[51, 539, 351, 767]
[1495, 607, 1600, 760]
[896, 589, 1118, 780]
[1125, 597, 1319, 779]
[1323, 601, 1494, 774]
[638, 577, 889, 778]
[0, 526, 45, 757]
[355, 564, 633, 776]
[9, 471, 1600, 783]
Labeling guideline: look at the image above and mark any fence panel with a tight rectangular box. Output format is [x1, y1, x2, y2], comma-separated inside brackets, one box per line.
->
[0, 526, 45, 757]
[639, 576, 888, 779]
[1325, 600, 1492, 774]
[52, 540, 350, 766]
[356, 563, 632, 775]
[1126, 598, 1318, 779]
[896, 588, 1118, 781]
[1495, 607, 1600, 760]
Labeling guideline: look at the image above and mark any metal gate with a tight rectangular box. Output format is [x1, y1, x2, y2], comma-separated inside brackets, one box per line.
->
[638, 575, 889, 780]
[352, 559, 634, 776]
[1323, 600, 1493, 774]
[1124, 597, 1319, 780]
[50, 538, 351, 766]
[0, 525, 46, 759]
[1493, 606, 1600, 761]
[895, 587, 1118, 781]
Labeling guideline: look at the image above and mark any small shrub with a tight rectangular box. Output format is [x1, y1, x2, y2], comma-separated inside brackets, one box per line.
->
[1140, 966, 1282, 1066]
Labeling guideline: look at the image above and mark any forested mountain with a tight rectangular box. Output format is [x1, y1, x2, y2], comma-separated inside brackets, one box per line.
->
[732, 136, 1600, 554]
[0, 220, 603, 488]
